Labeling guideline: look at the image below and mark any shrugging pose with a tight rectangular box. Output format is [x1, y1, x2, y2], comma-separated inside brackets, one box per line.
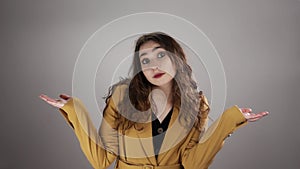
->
[40, 32, 268, 169]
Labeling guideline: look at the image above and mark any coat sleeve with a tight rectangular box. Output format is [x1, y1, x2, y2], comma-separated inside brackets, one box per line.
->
[181, 105, 248, 169]
[58, 95, 119, 169]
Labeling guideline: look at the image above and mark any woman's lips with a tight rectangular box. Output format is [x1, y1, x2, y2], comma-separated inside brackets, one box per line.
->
[153, 73, 165, 78]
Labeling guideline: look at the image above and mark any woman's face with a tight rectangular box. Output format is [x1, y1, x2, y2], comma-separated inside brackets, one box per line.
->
[138, 41, 176, 87]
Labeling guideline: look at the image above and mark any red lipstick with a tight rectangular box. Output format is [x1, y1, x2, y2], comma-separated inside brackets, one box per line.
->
[153, 73, 165, 78]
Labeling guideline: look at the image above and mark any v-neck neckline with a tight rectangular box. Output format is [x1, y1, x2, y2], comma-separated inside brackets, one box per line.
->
[151, 107, 174, 161]
[152, 107, 173, 125]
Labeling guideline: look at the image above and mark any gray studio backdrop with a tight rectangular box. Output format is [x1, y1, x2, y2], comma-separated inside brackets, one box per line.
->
[1, 0, 299, 169]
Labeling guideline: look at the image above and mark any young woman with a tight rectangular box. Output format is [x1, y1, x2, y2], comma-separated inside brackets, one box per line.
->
[40, 32, 268, 169]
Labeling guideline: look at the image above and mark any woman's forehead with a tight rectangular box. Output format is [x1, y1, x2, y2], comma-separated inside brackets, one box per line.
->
[139, 41, 161, 50]
[139, 41, 165, 57]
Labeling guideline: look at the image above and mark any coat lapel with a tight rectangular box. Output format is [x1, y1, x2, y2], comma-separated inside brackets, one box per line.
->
[135, 121, 158, 165]
[157, 106, 190, 163]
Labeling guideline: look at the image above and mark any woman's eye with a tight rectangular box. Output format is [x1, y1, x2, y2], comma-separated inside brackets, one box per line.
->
[157, 51, 166, 58]
[141, 58, 150, 64]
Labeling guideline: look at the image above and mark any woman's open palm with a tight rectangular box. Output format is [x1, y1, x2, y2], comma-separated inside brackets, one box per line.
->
[39, 94, 71, 108]
[240, 108, 269, 122]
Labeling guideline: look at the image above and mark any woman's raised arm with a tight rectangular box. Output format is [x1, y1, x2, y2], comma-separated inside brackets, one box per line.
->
[39, 93, 117, 169]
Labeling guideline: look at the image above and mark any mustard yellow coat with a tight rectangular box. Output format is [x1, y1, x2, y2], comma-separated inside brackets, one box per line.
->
[59, 85, 247, 169]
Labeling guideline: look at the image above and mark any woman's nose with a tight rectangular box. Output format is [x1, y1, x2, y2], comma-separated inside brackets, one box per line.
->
[151, 59, 162, 69]
[153, 66, 159, 71]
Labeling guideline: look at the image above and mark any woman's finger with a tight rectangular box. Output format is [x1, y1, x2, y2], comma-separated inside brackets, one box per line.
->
[60, 94, 71, 100]
[245, 111, 269, 122]
[248, 117, 262, 122]
[40, 94, 56, 103]
[257, 111, 269, 116]
[240, 108, 252, 113]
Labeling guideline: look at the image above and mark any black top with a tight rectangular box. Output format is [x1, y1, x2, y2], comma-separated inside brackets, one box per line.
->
[151, 107, 173, 159]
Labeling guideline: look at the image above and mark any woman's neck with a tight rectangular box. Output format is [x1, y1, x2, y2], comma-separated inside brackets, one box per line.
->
[151, 82, 173, 122]
[152, 81, 173, 102]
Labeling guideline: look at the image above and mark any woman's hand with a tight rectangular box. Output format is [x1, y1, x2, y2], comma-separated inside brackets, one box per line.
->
[39, 94, 71, 109]
[240, 108, 269, 122]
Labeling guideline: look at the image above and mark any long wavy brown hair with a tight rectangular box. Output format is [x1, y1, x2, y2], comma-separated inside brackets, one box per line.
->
[104, 32, 209, 132]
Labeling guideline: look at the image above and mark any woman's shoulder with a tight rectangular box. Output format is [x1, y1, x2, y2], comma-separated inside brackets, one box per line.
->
[106, 78, 131, 104]
[197, 90, 210, 131]
[111, 78, 130, 93]
[198, 91, 209, 112]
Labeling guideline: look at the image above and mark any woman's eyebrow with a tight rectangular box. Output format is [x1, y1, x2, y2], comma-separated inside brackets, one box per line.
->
[139, 46, 162, 57]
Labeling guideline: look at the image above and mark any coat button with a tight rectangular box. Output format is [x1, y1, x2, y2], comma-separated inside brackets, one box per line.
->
[157, 127, 163, 134]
